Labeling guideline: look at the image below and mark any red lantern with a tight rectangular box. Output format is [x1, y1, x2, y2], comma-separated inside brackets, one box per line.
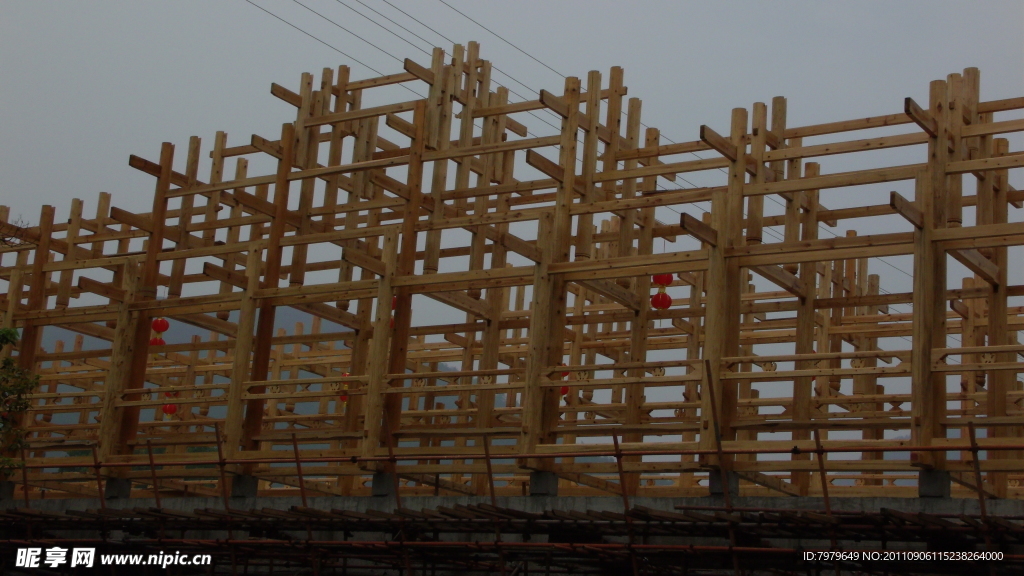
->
[560, 385, 569, 396]
[650, 291, 672, 310]
[151, 317, 170, 333]
[560, 363, 570, 379]
[340, 373, 350, 403]
[164, 391, 179, 398]
[391, 296, 397, 310]
[652, 273, 673, 287]
[161, 404, 178, 415]
[149, 337, 166, 346]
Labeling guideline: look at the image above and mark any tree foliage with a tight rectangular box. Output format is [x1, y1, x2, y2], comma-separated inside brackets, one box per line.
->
[0, 327, 38, 476]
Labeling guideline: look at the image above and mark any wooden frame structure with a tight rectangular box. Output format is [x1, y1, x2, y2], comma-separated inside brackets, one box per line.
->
[2, 43, 1024, 501]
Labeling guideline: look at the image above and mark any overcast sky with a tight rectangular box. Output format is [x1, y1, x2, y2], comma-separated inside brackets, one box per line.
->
[1, 0, 1021, 223]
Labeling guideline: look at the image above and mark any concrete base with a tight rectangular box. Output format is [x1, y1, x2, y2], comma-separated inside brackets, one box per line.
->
[104, 478, 132, 499]
[918, 469, 951, 498]
[372, 472, 396, 498]
[709, 470, 739, 498]
[529, 471, 559, 497]
[231, 475, 259, 499]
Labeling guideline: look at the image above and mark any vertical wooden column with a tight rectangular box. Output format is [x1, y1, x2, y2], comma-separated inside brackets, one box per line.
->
[379, 101, 427, 448]
[910, 80, 949, 482]
[791, 162, 819, 494]
[423, 47, 459, 275]
[97, 259, 141, 465]
[521, 76, 581, 466]
[854, 272, 883, 483]
[622, 120, 657, 496]
[117, 142, 174, 453]
[168, 137, 201, 298]
[224, 246, 264, 460]
[290, 72, 320, 288]
[241, 123, 295, 451]
[698, 108, 746, 481]
[985, 138, 1011, 497]
[362, 228, 399, 457]
[520, 212, 555, 463]
[17, 205, 54, 374]
[55, 198, 82, 309]
[473, 86, 513, 494]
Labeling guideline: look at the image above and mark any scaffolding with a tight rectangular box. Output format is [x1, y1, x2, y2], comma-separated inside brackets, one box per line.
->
[1, 42, 1024, 507]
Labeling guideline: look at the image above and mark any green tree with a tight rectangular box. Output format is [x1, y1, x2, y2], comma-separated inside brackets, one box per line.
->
[0, 327, 38, 476]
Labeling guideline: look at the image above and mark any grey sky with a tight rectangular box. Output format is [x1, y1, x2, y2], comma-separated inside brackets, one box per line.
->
[1, 1, 1020, 223]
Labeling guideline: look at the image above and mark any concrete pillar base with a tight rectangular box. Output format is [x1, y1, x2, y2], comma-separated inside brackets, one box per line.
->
[231, 475, 259, 499]
[529, 471, 559, 497]
[709, 470, 739, 498]
[918, 470, 950, 498]
[372, 472, 396, 498]
[105, 478, 132, 499]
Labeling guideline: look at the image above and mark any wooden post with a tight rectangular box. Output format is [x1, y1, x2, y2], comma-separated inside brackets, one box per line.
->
[697, 108, 746, 482]
[242, 124, 294, 450]
[910, 80, 949, 479]
[118, 142, 174, 452]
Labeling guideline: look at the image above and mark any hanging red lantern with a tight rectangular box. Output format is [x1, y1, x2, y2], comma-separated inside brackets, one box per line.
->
[161, 404, 178, 415]
[164, 391, 179, 398]
[391, 296, 397, 310]
[650, 291, 672, 310]
[652, 273, 673, 287]
[560, 385, 569, 396]
[340, 373, 350, 403]
[149, 337, 166, 346]
[151, 317, 170, 333]
[560, 363, 570, 378]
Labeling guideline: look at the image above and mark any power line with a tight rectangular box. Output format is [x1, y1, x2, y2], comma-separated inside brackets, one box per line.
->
[435, 0, 566, 79]
[337, 0, 434, 58]
[244, 0, 387, 80]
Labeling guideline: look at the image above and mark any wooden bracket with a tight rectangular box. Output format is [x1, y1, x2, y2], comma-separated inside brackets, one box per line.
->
[949, 299, 970, 320]
[578, 279, 642, 311]
[270, 83, 302, 107]
[403, 58, 434, 84]
[680, 212, 718, 247]
[950, 248, 1000, 287]
[750, 265, 806, 299]
[890, 191, 924, 228]
[904, 97, 938, 138]
[699, 125, 738, 162]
